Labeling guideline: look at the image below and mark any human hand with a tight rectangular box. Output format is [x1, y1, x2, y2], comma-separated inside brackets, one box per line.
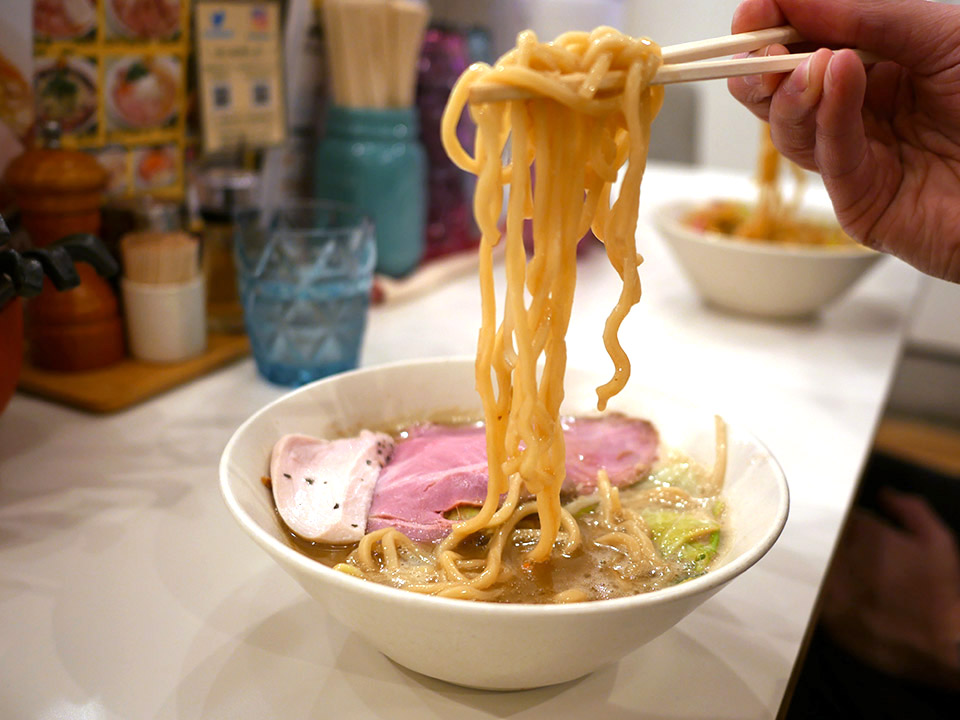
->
[728, 0, 960, 282]
[821, 487, 960, 688]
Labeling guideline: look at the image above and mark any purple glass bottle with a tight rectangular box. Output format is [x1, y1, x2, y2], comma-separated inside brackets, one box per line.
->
[417, 27, 480, 260]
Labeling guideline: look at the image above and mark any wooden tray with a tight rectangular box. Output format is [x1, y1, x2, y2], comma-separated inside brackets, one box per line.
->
[18, 332, 250, 413]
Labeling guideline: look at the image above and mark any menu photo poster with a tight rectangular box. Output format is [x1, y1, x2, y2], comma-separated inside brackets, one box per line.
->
[195, 0, 286, 154]
[32, 0, 192, 200]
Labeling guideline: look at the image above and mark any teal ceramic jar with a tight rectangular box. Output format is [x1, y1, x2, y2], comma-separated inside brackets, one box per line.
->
[315, 106, 426, 277]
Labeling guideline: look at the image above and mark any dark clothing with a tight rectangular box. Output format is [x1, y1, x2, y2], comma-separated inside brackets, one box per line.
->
[785, 452, 960, 719]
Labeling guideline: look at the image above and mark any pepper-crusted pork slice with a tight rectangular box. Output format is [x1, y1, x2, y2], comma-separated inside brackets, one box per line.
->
[271, 431, 393, 543]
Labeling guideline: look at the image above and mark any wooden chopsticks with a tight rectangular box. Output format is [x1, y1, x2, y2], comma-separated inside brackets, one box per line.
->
[468, 26, 880, 104]
[659, 25, 803, 64]
[323, 0, 430, 108]
[657, 47, 880, 84]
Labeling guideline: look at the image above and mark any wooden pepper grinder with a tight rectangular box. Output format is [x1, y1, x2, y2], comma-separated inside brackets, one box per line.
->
[4, 124, 125, 371]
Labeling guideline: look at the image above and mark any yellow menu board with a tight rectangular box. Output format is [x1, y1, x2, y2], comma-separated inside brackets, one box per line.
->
[195, 1, 285, 154]
[33, 0, 191, 199]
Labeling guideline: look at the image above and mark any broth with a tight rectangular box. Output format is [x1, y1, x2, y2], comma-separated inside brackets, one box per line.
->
[275, 422, 725, 604]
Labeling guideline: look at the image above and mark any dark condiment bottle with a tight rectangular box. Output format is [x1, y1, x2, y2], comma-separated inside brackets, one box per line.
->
[4, 126, 125, 370]
[196, 167, 259, 334]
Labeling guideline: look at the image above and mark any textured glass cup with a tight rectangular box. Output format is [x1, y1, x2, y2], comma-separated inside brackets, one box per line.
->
[235, 201, 375, 386]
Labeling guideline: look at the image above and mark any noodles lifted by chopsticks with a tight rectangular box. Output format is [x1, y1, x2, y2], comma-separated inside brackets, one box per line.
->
[438, 28, 663, 567]
[329, 27, 666, 599]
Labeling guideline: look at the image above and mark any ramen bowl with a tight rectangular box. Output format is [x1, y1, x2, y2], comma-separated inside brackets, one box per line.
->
[220, 357, 789, 690]
[654, 200, 883, 318]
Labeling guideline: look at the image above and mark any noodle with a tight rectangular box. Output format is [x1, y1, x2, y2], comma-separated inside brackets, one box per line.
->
[336, 27, 662, 597]
[594, 468, 663, 574]
[304, 28, 725, 602]
[439, 27, 663, 576]
[553, 588, 590, 604]
[733, 124, 807, 240]
[705, 415, 728, 497]
[687, 124, 853, 246]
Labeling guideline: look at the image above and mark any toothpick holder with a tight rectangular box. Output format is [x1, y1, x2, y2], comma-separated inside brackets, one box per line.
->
[121, 274, 207, 363]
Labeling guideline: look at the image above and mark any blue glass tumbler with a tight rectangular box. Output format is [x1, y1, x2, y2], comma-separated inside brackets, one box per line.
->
[315, 106, 426, 277]
[234, 201, 376, 386]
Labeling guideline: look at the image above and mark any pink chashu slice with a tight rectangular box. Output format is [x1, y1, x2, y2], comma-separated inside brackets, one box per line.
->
[366, 415, 659, 542]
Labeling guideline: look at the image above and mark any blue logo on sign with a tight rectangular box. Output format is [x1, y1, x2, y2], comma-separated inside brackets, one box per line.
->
[206, 9, 233, 38]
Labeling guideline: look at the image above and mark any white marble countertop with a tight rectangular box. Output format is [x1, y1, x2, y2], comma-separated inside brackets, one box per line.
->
[0, 163, 922, 719]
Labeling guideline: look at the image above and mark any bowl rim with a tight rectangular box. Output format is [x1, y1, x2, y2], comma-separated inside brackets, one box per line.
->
[220, 356, 790, 616]
[653, 198, 878, 260]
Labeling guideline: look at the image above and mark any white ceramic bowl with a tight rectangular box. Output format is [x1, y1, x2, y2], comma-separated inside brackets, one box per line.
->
[220, 358, 789, 690]
[654, 200, 883, 318]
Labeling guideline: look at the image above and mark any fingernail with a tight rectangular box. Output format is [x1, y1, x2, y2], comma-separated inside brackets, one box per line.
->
[824, 55, 837, 95]
[734, 50, 761, 86]
[784, 57, 810, 94]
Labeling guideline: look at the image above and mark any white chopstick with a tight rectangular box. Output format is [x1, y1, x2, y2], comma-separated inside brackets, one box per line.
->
[659, 25, 802, 64]
[656, 48, 881, 85]
[468, 26, 880, 103]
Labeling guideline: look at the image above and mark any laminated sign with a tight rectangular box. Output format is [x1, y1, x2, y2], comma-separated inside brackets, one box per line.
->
[196, 1, 286, 153]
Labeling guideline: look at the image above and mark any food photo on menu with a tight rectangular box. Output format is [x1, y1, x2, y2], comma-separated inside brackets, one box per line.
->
[34, 55, 99, 136]
[105, 55, 180, 131]
[0, 11, 34, 184]
[107, 0, 182, 40]
[92, 144, 130, 196]
[0, 51, 32, 158]
[34, 0, 97, 42]
[133, 144, 177, 189]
